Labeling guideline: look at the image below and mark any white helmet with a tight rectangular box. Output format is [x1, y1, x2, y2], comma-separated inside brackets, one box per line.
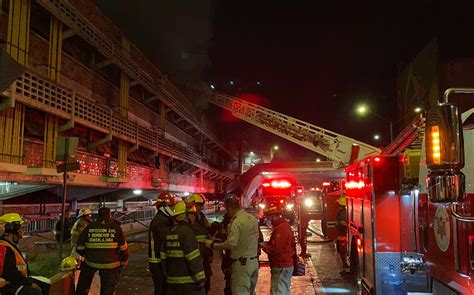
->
[78, 208, 92, 218]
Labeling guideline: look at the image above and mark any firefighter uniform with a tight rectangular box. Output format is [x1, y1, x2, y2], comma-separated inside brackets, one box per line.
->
[336, 194, 350, 274]
[165, 201, 205, 295]
[76, 208, 129, 295]
[149, 192, 176, 295]
[71, 208, 92, 247]
[186, 194, 213, 293]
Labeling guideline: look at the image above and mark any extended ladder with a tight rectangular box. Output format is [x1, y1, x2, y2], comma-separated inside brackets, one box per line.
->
[178, 81, 380, 167]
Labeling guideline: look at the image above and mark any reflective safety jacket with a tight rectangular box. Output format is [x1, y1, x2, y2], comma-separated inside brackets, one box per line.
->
[148, 208, 173, 264]
[76, 217, 129, 269]
[71, 217, 91, 247]
[164, 220, 205, 286]
[0, 239, 32, 289]
[189, 211, 212, 264]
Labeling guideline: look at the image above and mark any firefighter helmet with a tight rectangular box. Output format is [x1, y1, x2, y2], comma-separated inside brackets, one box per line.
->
[336, 195, 347, 206]
[153, 192, 177, 207]
[1, 213, 25, 234]
[60, 256, 77, 271]
[78, 208, 92, 218]
[186, 193, 206, 206]
[172, 201, 187, 216]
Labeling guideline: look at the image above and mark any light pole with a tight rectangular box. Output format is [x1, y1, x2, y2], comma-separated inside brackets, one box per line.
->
[356, 105, 393, 141]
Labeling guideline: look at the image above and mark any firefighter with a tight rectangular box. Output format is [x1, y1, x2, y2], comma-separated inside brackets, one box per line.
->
[298, 202, 310, 258]
[76, 207, 129, 295]
[336, 193, 350, 275]
[149, 192, 176, 295]
[71, 208, 92, 248]
[261, 205, 296, 295]
[205, 194, 260, 295]
[185, 193, 213, 294]
[0, 213, 45, 295]
[164, 201, 205, 295]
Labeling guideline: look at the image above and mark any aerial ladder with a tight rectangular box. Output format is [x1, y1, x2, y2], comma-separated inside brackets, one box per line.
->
[177, 81, 381, 168]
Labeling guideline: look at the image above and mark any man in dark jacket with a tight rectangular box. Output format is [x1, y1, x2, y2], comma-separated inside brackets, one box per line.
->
[54, 209, 73, 243]
[262, 206, 295, 295]
[76, 207, 128, 295]
[149, 192, 176, 295]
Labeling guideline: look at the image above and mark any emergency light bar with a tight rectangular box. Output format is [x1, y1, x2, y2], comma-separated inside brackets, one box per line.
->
[345, 180, 365, 189]
[262, 180, 292, 189]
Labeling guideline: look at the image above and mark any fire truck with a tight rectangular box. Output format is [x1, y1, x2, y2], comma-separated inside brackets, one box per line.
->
[257, 178, 299, 225]
[345, 88, 474, 294]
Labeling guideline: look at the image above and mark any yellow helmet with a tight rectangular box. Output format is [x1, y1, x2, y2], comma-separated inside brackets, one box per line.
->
[60, 256, 77, 271]
[1, 213, 25, 224]
[186, 193, 206, 206]
[172, 201, 187, 217]
[337, 195, 347, 206]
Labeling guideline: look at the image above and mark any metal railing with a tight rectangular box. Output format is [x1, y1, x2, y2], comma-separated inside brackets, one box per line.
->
[22, 207, 155, 234]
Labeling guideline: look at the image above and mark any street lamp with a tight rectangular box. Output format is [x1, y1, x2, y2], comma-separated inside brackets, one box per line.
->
[414, 107, 422, 113]
[373, 134, 380, 141]
[270, 145, 279, 161]
[356, 104, 393, 141]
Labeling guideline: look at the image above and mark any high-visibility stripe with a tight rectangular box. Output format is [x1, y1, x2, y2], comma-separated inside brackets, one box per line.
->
[85, 259, 120, 269]
[167, 235, 179, 240]
[76, 245, 85, 250]
[195, 235, 206, 242]
[167, 271, 205, 284]
[161, 252, 166, 259]
[166, 250, 184, 258]
[119, 243, 128, 251]
[85, 242, 118, 249]
[185, 249, 200, 261]
[148, 257, 161, 263]
[166, 241, 180, 247]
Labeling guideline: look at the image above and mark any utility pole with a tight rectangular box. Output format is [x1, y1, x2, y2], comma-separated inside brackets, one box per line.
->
[56, 137, 79, 260]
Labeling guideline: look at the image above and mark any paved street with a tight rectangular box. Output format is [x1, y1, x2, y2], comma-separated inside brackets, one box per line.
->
[85, 215, 357, 295]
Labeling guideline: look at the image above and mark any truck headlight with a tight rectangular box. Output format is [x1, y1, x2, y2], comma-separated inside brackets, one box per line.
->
[304, 198, 314, 207]
[286, 203, 294, 211]
[258, 203, 266, 209]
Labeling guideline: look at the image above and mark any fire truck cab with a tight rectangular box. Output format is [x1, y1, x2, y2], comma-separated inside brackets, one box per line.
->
[257, 178, 298, 225]
[345, 88, 474, 294]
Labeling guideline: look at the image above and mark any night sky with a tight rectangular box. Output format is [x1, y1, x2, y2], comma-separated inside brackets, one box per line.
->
[97, 1, 452, 162]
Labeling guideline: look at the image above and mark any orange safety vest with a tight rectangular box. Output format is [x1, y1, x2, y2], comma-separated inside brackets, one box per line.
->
[0, 240, 28, 279]
[0, 244, 7, 287]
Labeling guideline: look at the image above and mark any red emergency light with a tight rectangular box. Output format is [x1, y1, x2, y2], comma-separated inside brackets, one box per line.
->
[270, 180, 292, 189]
[345, 180, 365, 189]
[374, 156, 381, 162]
[297, 189, 303, 193]
[262, 183, 270, 187]
[322, 182, 331, 186]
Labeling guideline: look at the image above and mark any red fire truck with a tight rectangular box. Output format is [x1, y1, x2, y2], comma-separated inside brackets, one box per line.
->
[257, 178, 299, 225]
[345, 88, 474, 294]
